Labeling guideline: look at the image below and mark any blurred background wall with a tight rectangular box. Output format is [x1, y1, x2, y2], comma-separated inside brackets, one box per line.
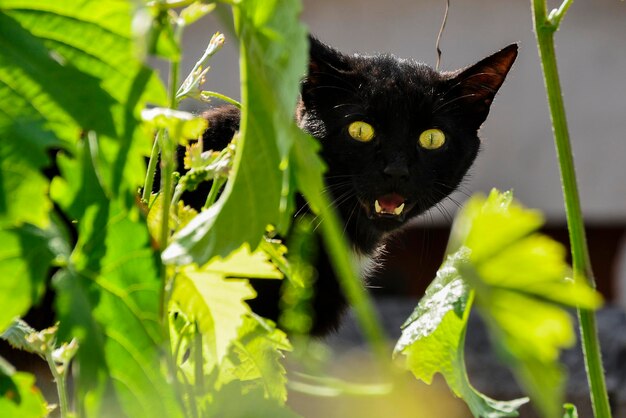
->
[170, 0, 626, 302]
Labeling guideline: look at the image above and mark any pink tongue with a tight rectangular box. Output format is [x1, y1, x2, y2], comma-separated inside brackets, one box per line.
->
[378, 193, 405, 212]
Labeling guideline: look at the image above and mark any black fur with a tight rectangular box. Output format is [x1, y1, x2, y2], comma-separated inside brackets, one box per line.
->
[190, 36, 517, 335]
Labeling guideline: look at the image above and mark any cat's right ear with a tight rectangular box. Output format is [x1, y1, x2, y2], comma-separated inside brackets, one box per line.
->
[303, 36, 352, 90]
[442, 44, 518, 129]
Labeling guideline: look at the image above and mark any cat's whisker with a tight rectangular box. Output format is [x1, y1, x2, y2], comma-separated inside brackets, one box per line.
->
[433, 93, 479, 113]
[311, 187, 358, 232]
[431, 202, 454, 224]
[342, 112, 370, 120]
[431, 181, 471, 201]
[332, 103, 365, 111]
[343, 201, 360, 237]
[292, 179, 355, 219]
[438, 71, 501, 99]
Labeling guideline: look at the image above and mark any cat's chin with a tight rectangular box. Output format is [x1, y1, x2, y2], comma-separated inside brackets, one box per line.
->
[368, 216, 408, 232]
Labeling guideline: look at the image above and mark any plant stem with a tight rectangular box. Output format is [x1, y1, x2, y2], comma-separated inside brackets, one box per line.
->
[45, 352, 69, 418]
[194, 323, 204, 395]
[142, 133, 161, 203]
[200, 91, 242, 108]
[159, 19, 185, 408]
[530, 1, 611, 417]
[317, 195, 389, 367]
[203, 177, 226, 209]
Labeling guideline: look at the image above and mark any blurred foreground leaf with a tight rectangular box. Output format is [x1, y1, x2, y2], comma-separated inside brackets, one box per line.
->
[395, 250, 528, 417]
[395, 190, 601, 418]
[172, 244, 281, 370]
[0, 224, 63, 333]
[0, 371, 47, 418]
[52, 140, 182, 418]
[163, 0, 309, 265]
[226, 316, 291, 403]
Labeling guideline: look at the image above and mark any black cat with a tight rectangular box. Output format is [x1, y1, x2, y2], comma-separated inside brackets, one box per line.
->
[187, 36, 517, 335]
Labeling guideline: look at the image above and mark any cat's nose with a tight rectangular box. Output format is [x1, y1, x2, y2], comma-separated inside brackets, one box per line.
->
[383, 163, 409, 179]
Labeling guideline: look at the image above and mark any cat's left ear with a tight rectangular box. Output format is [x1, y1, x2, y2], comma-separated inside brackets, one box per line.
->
[443, 44, 518, 128]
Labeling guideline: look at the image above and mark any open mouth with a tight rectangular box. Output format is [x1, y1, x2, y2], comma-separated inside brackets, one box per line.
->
[366, 193, 415, 222]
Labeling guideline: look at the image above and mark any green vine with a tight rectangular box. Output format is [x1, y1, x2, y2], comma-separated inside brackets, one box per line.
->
[530, 1, 612, 416]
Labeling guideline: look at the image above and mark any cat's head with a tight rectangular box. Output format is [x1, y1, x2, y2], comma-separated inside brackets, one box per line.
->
[297, 36, 517, 252]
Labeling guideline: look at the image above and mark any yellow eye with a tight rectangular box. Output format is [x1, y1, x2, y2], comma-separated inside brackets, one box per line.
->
[348, 121, 375, 142]
[418, 129, 446, 150]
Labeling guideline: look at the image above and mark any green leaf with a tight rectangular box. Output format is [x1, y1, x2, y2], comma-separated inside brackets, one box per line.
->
[397, 190, 602, 418]
[145, 8, 181, 61]
[0, 10, 117, 139]
[200, 244, 283, 280]
[55, 198, 184, 418]
[180, 3, 217, 27]
[228, 316, 291, 403]
[0, 224, 61, 333]
[53, 141, 182, 417]
[447, 190, 543, 261]
[163, 0, 309, 265]
[171, 245, 281, 369]
[1, 320, 40, 355]
[0, 127, 55, 228]
[1, 0, 167, 204]
[289, 127, 328, 215]
[563, 403, 578, 418]
[0, 372, 48, 418]
[395, 250, 528, 418]
[456, 191, 601, 418]
[142, 108, 208, 146]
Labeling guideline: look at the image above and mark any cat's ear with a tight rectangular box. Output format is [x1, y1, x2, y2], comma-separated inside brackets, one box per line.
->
[443, 44, 518, 128]
[302, 36, 354, 98]
[307, 35, 352, 77]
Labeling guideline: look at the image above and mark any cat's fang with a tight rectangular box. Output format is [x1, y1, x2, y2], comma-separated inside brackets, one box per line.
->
[374, 199, 404, 216]
[393, 203, 405, 215]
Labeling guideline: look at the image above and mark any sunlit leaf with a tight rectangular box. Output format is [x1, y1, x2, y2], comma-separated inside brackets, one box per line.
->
[202, 244, 283, 280]
[397, 190, 602, 418]
[228, 316, 291, 403]
[563, 403, 578, 418]
[163, 0, 309, 265]
[0, 372, 48, 418]
[171, 244, 281, 370]
[1, 0, 167, 205]
[142, 108, 208, 145]
[180, 2, 217, 26]
[52, 140, 182, 417]
[395, 250, 528, 417]
[0, 130, 55, 228]
[0, 224, 62, 333]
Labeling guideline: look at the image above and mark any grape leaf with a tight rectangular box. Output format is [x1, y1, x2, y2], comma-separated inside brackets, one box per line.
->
[0, 0, 167, 218]
[0, 371, 47, 418]
[52, 140, 183, 418]
[163, 0, 308, 265]
[141, 108, 208, 146]
[0, 224, 63, 334]
[395, 250, 528, 418]
[396, 190, 602, 418]
[228, 316, 292, 403]
[171, 245, 282, 370]
[172, 270, 254, 370]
